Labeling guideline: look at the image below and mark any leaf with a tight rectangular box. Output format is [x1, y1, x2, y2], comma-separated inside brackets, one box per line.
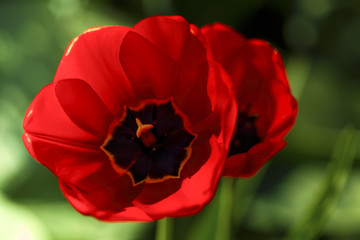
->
[286, 126, 357, 240]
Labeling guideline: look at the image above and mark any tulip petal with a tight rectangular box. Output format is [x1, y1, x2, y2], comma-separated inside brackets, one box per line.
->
[55, 79, 113, 139]
[98, 205, 154, 221]
[131, 16, 189, 62]
[172, 27, 212, 125]
[266, 49, 298, 139]
[55, 26, 137, 117]
[201, 23, 246, 71]
[24, 133, 120, 192]
[23, 83, 100, 146]
[120, 30, 177, 99]
[60, 176, 147, 219]
[222, 141, 286, 177]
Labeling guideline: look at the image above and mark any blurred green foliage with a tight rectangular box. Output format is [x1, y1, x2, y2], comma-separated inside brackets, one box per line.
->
[1, 0, 360, 239]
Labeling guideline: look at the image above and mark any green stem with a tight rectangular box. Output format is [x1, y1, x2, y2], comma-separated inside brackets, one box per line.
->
[155, 217, 173, 240]
[214, 178, 234, 240]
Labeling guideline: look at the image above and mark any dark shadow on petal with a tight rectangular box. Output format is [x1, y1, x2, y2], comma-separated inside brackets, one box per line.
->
[148, 146, 187, 179]
[128, 153, 151, 184]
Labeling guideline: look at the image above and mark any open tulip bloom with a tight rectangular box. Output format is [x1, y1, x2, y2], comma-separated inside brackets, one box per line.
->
[22, 16, 297, 221]
[201, 23, 298, 177]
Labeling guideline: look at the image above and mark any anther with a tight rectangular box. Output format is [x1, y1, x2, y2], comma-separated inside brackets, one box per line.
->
[135, 118, 157, 147]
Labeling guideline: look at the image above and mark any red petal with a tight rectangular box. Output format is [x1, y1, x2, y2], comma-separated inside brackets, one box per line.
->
[222, 141, 286, 177]
[131, 16, 190, 62]
[120, 30, 177, 99]
[24, 133, 119, 192]
[23, 83, 99, 146]
[266, 49, 298, 139]
[54, 79, 113, 139]
[134, 178, 182, 205]
[55, 26, 137, 117]
[59, 180, 100, 216]
[173, 29, 212, 125]
[202, 24, 278, 135]
[190, 61, 238, 148]
[99, 205, 154, 221]
[60, 173, 143, 212]
[60, 180, 153, 221]
[120, 16, 190, 100]
[201, 23, 246, 69]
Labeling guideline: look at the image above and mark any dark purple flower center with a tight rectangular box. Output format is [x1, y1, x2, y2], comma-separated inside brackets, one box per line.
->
[228, 112, 261, 156]
[102, 100, 195, 185]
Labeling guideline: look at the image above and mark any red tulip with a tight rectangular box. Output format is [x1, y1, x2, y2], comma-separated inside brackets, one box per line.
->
[22, 16, 237, 221]
[201, 23, 298, 177]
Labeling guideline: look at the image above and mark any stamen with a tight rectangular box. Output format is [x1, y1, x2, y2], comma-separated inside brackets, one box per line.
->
[135, 118, 157, 147]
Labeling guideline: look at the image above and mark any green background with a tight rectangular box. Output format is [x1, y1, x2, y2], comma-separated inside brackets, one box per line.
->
[0, 0, 359, 239]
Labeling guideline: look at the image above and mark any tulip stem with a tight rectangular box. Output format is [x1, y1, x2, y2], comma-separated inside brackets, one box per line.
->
[155, 217, 173, 240]
[215, 178, 234, 240]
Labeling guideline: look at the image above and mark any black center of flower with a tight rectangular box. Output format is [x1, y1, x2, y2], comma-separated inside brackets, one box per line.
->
[228, 112, 261, 156]
[102, 100, 195, 185]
